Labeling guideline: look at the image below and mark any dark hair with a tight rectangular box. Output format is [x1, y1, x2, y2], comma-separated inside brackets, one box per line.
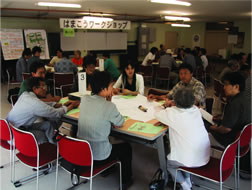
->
[230, 54, 239, 61]
[102, 53, 110, 58]
[32, 46, 42, 55]
[122, 60, 137, 90]
[62, 51, 69, 59]
[222, 72, 245, 92]
[74, 50, 81, 55]
[200, 48, 206, 55]
[83, 55, 96, 68]
[184, 48, 191, 54]
[178, 63, 193, 73]
[90, 71, 112, 95]
[29, 61, 45, 74]
[150, 47, 158, 54]
[56, 49, 63, 53]
[160, 44, 163, 49]
[22, 48, 32, 57]
[27, 77, 45, 92]
[174, 88, 195, 109]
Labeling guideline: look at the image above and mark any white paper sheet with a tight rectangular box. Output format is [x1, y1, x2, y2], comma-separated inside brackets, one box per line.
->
[112, 94, 162, 122]
[200, 108, 215, 125]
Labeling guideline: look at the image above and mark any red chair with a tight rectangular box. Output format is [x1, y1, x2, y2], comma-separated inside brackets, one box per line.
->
[22, 73, 32, 81]
[54, 73, 74, 96]
[10, 124, 57, 190]
[55, 134, 122, 190]
[236, 123, 251, 189]
[173, 137, 239, 190]
[155, 67, 170, 89]
[0, 119, 14, 176]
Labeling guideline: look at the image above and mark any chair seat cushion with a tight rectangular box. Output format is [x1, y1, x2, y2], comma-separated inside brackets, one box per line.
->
[0, 139, 11, 150]
[179, 157, 233, 182]
[79, 160, 118, 178]
[16, 143, 57, 167]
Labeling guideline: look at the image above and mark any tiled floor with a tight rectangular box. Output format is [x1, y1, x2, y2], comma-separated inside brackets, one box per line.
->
[1, 83, 251, 190]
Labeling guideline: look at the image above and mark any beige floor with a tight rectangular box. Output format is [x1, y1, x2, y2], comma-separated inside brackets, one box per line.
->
[1, 83, 251, 190]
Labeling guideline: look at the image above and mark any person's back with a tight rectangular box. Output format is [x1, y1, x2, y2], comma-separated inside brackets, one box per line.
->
[184, 53, 196, 72]
[159, 54, 176, 70]
[54, 57, 78, 73]
[104, 57, 120, 80]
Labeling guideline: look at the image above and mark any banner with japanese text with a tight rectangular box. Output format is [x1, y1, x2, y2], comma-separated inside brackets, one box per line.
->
[60, 18, 131, 30]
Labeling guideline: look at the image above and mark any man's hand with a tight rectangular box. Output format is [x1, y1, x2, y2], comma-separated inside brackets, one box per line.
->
[162, 99, 175, 108]
[147, 94, 157, 101]
[54, 103, 62, 108]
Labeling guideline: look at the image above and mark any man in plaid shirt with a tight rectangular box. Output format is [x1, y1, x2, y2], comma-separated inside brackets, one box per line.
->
[148, 63, 206, 108]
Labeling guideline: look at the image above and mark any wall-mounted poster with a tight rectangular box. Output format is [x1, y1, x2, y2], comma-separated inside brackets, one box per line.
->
[234, 32, 245, 48]
[0, 28, 24, 60]
[24, 29, 49, 59]
[192, 34, 200, 47]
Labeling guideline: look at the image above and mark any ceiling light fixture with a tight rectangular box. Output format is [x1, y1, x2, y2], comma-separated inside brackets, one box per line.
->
[164, 16, 191, 21]
[37, 2, 81, 8]
[171, 23, 191, 27]
[83, 16, 113, 22]
[150, 0, 191, 6]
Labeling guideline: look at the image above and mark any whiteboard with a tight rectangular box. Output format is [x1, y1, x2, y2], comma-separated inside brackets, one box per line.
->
[0, 29, 24, 60]
[24, 29, 50, 59]
[107, 32, 127, 50]
[61, 32, 127, 51]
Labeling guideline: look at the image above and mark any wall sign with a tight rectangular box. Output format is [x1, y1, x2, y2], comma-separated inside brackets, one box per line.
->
[60, 18, 131, 30]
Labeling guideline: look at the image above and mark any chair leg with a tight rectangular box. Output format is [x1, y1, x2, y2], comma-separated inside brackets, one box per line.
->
[173, 170, 177, 190]
[118, 162, 122, 190]
[237, 157, 240, 189]
[90, 177, 93, 190]
[234, 160, 237, 190]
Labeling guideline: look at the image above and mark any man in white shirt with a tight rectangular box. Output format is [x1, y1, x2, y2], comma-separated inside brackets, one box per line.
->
[142, 47, 158, 66]
[155, 88, 210, 190]
[200, 48, 208, 70]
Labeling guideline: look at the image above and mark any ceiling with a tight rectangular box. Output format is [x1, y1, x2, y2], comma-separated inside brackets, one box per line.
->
[1, 0, 251, 23]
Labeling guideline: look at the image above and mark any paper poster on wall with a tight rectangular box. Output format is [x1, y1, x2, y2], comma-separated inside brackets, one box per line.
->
[0, 29, 24, 60]
[228, 35, 238, 44]
[24, 29, 49, 59]
[234, 32, 245, 48]
[192, 34, 200, 47]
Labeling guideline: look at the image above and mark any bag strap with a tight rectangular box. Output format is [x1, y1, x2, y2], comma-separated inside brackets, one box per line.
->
[151, 168, 163, 181]
[157, 169, 163, 180]
[53, 130, 67, 142]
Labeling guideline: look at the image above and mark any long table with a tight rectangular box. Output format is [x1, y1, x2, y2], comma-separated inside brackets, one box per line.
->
[61, 94, 169, 184]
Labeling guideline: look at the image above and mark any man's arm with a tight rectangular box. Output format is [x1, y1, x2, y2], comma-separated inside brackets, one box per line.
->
[210, 125, 232, 134]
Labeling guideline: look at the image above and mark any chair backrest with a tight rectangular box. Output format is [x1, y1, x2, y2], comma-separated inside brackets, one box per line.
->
[10, 94, 19, 107]
[239, 123, 252, 156]
[54, 73, 74, 88]
[220, 138, 239, 181]
[60, 84, 73, 97]
[22, 73, 32, 81]
[156, 67, 169, 79]
[10, 124, 38, 157]
[139, 65, 152, 77]
[57, 135, 92, 166]
[0, 119, 12, 142]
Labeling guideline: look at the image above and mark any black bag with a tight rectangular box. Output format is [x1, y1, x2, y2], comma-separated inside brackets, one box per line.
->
[7, 87, 20, 103]
[149, 168, 165, 190]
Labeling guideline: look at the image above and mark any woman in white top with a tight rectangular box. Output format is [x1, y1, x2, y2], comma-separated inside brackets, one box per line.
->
[155, 88, 210, 190]
[200, 48, 208, 71]
[142, 47, 158, 66]
[114, 61, 144, 95]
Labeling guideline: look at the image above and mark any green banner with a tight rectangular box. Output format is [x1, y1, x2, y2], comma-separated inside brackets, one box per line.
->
[63, 28, 75, 37]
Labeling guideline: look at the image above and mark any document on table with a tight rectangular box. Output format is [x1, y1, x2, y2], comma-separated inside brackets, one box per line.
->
[112, 94, 162, 122]
[200, 108, 215, 125]
[128, 122, 163, 134]
[59, 98, 69, 104]
[66, 108, 80, 115]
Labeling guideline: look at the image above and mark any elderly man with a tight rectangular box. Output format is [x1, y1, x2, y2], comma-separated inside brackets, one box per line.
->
[148, 63, 206, 108]
[7, 77, 79, 144]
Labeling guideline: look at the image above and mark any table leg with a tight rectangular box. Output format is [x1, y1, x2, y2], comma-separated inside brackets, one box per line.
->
[156, 135, 168, 185]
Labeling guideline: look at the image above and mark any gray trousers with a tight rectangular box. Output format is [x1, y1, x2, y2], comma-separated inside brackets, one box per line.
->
[27, 119, 61, 144]
[167, 160, 190, 184]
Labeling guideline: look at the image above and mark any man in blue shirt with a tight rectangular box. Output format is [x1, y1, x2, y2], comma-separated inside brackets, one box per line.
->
[16, 48, 32, 82]
[54, 52, 78, 73]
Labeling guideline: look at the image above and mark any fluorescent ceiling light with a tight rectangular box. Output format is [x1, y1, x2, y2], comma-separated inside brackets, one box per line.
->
[79, 13, 115, 17]
[171, 23, 191, 27]
[150, 0, 191, 6]
[37, 2, 81, 8]
[164, 16, 191, 21]
[163, 11, 189, 16]
[83, 16, 113, 22]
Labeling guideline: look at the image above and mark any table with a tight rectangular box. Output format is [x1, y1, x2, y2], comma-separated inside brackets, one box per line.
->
[45, 65, 83, 72]
[61, 94, 169, 184]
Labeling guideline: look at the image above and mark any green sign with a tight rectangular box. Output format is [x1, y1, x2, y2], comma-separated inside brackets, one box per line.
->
[63, 28, 75, 37]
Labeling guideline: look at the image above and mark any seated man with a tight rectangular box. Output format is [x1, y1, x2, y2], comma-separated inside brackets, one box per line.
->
[54, 52, 78, 74]
[209, 72, 251, 147]
[18, 61, 60, 102]
[16, 48, 32, 82]
[155, 88, 210, 190]
[28, 46, 42, 72]
[148, 63, 206, 108]
[7, 77, 79, 144]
